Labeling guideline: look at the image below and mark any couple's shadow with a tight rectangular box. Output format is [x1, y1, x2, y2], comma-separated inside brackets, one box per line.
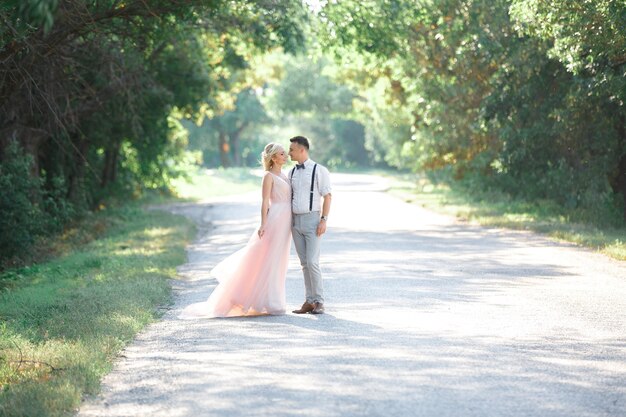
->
[176, 278, 382, 335]
[215, 310, 384, 335]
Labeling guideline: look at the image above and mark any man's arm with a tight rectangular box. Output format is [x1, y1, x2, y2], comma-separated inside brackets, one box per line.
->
[316, 193, 332, 237]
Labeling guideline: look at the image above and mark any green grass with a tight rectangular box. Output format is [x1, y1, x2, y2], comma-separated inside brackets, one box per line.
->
[167, 167, 261, 201]
[383, 171, 626, 261]
[0, 166, 266, 416]
[0, 205, 195, 416]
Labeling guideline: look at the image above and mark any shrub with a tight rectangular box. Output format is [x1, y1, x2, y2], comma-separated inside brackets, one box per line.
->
[0, 141, 45, 262]
[0, 141, 79, 266]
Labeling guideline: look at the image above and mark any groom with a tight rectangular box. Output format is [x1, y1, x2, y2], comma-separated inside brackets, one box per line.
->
[288, 136, 332, 315]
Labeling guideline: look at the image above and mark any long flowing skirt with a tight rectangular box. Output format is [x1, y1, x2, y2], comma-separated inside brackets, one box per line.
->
[180, 201, 292, 318]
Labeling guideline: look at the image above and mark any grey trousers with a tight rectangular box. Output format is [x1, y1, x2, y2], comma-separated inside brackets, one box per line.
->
[292, 211, 324, 304]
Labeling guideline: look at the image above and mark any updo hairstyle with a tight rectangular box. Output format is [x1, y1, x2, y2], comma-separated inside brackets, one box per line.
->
[261, 142, 284, 171]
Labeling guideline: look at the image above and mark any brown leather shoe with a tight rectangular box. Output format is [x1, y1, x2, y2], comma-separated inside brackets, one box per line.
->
[292, 302, 315, 314]
[311, 302, 325, 314]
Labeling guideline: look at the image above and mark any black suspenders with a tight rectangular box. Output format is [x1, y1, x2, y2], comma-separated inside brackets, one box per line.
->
[290, 163, 318, 212]
[309, 164, 318, 211]
[290, 167, 295, 203]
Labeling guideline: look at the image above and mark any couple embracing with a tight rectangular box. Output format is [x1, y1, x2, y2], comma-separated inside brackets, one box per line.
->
[181, 136, 332, 318]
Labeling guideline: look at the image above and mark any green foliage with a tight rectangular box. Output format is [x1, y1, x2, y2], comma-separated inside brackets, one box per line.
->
[265, 54, 372, 168]
[329, 119, 370, 167]
[269, 57, 354, 116]
[211, 88, 272, 167]
[0, 0, 309, 263]
[187, 51, 375, 170]
[319, 0, 626, 224]
[0, 142, 44, 262]
[484, 41, 625, 225]
[41, 176, 75, 233]
[510, 0, 626, 88]
[0, 141, 76, 265]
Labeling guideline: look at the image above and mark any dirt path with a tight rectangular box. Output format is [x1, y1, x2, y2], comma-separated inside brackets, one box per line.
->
[79, 173, 626, 417]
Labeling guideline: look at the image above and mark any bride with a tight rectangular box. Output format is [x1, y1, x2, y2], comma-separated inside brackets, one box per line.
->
[180, 143, 292, 318]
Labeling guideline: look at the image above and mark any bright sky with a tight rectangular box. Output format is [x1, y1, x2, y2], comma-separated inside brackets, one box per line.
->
[304, 0, 325, 14]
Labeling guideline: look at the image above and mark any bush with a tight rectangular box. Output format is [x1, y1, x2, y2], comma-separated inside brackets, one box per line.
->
[0, 141, 77, 266]
[0, 141, 45, 262]
[42, 175, 75, 232]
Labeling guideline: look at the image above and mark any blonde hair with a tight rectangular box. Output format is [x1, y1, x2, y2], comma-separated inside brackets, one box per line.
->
[261, 142, 284, 171]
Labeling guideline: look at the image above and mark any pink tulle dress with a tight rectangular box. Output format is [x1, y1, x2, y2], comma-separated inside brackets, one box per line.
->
[180, 172, 292, 318]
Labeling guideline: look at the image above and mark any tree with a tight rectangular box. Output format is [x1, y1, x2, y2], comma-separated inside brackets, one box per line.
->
[508, 0, 626, 219]
[190, 88, 271, 167]
[266, 54, 372, 168]
[0, 0, 309, 263]
[319, 0, 626, 223]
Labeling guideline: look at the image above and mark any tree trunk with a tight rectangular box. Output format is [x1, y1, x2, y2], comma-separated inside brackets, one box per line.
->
[229, 121, 250, 167]
[110, 146, 118, 183]
[101, 142, 120, 187]
[219, 131, 230, 168]
[231, 132, 241, 167]
[67, 136, 89, 206]
[618, 155, 626, 222]
[102, 149, 113, 188]
[612, 113, 626, 222]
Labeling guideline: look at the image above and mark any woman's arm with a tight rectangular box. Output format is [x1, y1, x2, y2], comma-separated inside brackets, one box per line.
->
[258, 173, 273, 238]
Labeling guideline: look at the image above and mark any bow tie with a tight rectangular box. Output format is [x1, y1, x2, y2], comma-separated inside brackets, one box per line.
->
[295, 163, 305, 170]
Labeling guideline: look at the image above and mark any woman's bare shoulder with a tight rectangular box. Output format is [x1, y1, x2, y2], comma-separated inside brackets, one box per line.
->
[262, 171, 274, 185]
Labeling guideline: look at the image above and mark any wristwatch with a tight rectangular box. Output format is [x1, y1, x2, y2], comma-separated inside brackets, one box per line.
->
[320, 215, 328, 221]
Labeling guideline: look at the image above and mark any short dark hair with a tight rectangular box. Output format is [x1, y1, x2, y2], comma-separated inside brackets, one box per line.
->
[289, 136, 309, 150]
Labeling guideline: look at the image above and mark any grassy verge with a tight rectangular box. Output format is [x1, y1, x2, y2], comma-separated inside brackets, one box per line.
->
[0, 166, 263, 416]
[382, 172, 626, 261]
[165, 167, 261, 202]
[0, 203, 195, 416]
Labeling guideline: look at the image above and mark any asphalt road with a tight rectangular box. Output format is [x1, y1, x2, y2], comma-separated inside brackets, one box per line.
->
[78, 173, 626, 417]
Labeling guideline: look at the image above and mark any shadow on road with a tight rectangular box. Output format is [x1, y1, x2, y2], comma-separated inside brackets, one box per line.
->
[80, 175, 626, 417]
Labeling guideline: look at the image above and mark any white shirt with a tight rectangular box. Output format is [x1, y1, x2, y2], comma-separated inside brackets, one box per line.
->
[289, 159, 332, 214]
